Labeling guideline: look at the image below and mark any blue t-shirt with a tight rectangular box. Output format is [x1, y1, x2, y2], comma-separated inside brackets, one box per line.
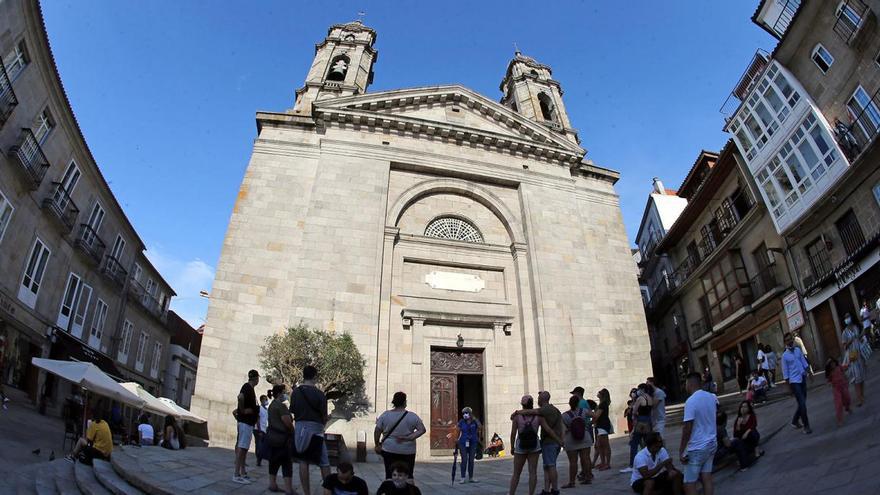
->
[457, 418, 480, 446]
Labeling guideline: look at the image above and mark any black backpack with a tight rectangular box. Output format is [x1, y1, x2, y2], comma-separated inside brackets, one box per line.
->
[518, 417, 538, 450]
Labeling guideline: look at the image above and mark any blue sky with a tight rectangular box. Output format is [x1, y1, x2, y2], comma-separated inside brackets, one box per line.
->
[40, 1, 775, 326]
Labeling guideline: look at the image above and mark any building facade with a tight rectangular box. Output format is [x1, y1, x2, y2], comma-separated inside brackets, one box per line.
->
[192, 21, 652, 453]
[724, 0, 880, 363]
[0, 0, 175, 406]
[163, 311, 201, 409]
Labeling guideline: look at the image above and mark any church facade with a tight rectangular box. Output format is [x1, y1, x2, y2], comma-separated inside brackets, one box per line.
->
[192, 21, 652, 453]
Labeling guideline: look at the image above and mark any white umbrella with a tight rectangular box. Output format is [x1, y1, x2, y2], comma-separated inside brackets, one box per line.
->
[120, 382, 179, 417]
[31, 358, 144, 408]
[157, 397, 207, 423]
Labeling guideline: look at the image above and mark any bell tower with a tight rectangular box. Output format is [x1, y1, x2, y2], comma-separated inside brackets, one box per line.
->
[293, 20, 378, 114]
[499, 52, 578, 144]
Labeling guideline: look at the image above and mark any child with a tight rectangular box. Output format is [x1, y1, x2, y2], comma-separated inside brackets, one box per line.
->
[376, 461, 422, 495]
[825, 357, 852, 426]
[624, 399, 634, 434]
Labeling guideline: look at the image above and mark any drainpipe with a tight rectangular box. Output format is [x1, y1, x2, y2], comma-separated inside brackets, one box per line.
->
[780, 236, 823, 361]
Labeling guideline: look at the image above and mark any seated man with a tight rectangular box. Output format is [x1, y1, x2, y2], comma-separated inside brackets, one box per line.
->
[713, 411, 732, 465]
[748, 372, 769, 404]
[630, 432, 683, 495]
[65, 407, 113, 465]
[322, 461, 368, 495]
[137, 416, 154, 446]
[485, 433, 504, 457]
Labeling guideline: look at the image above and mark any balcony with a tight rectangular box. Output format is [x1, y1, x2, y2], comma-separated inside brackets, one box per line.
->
[720, 50, 770, 122]
[749, 264, 779, 300]
[7, 128, 50, 188]
[754, 0, 801, 39]
[102, 255, 127, 287]
[836, 86, 880, 163]
[645, 276, 678, 318]
[691, 316, 711, 342]
[74, 224, 106, 265]
[833, 0, 870, 44]
[0, 59, 18, 127]
[42, 182, 79, 232]
[128, 280, 166, 322]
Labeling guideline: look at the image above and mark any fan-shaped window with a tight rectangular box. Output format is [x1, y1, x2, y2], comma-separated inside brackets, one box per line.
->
[424, 216, 484, 243]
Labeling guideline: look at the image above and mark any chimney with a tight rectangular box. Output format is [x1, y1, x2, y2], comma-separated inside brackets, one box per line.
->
[652, 177, 665, 195]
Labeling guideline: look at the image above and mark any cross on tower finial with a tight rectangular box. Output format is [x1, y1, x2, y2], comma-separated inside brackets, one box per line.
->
[513, 42, 520, 55]
[356, 11, 366, 22]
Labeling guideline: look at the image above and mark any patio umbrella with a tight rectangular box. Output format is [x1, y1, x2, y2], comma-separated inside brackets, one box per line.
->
[157, 397, 207, 423]
[31, 358, 144, 407]
[120, 383, 179, 417]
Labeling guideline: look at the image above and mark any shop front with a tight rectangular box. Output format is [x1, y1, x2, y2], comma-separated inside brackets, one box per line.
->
[0, 289, 50, 402]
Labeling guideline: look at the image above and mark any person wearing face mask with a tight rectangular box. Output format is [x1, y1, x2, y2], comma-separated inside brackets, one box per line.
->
[454, 406, 482, 484]
[376, 461, 422, 495]
[841, 313, 868, 407]
[255, 395, 269, 467]
[781, 332, 812, 434]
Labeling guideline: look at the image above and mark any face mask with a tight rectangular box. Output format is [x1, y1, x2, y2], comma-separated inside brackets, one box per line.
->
[392, 479, 408, 488]
[463, 413, 470, 419]
[845, 318, 852, 325]
[261, 401, 268, 407]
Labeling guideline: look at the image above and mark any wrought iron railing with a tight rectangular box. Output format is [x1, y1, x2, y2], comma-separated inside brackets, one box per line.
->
[672, 199, 754, 285]
[833, 0, 869, 44]
[807, 246, 833, 282]
[838, 218, 867, 256]
[8, 128, 49, 188]
[720, 50, 770, 122]
[769, 0, 802, 38]
[128, 280, 165, 321]
[691, 316, 711, 341]
[836, 86, 880, 162]
[75, 224, 106, 264]
[102, 255, 127, 286]
[749, 264, 779, 300]
[42, 182, 79, 232]
[0, 59, 17, 126]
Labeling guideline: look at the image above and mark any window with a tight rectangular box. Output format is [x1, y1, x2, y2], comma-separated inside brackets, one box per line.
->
[18, 237, 50, 308]
[54, 161, 81, 210]
[109, 234, 126, 260]
[424, 216, 484, 243]
[835, 209, 866, 256]
[729, 64, 801, 162]
[0, 189, 13, 245]
[32, 108, 54, 145]
[158, 292, 168, 311]
[135, 332, 148, 372]
[57, 272, 82, 330]
[89, 299, 109, 350]
[700, 252, 751, 324]
[873, 182, 880, 207]
[805, 237, 832, 279]
[847, 85, 880, 140]
[538, 92, 557, 122]
[117, 320, 134, 363]
[132, 263, 142, 283]
[150, 342, 162, 378]
[836, 1, 865, 33]
[2, 41, 29, 80]
[754, 111, 839, 219]
[811, 44, 834, 73]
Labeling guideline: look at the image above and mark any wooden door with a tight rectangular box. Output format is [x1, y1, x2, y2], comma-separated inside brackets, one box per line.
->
[430, 374, 457, 450]
[814, 300, 840, 361]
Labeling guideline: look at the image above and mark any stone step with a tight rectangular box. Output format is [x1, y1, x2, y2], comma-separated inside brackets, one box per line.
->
[109, 448, 173, 495]
[92, 460, 144, 495]
[35, 462, 60, 495]
[15, 470, 39, 495]
[51, 459, 82, 495]
[75, 461, 112, 495]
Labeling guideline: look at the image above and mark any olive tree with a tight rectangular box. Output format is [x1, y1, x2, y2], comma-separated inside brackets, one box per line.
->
[259, 322, 369, 419]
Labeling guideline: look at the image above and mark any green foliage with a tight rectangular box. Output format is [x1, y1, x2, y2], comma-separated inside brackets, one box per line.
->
[259, 322, 369, 418]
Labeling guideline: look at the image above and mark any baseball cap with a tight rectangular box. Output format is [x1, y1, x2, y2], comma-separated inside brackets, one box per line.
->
[569, 386, 585, 395]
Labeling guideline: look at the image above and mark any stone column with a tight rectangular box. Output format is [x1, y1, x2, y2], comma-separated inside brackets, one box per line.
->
[511, 241, 543, 392]
[493, 322, 506, 368]
[374, 226, 399, 412]
[410, 317, 425, 365]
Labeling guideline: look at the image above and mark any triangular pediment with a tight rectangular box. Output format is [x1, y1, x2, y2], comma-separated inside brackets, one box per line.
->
[313, 85, 585, 159]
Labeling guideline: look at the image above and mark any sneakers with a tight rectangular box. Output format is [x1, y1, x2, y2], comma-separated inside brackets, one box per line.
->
[64, 455, 76, 463]
[790, 422, 803, 429]
[459, 479, 467, 484]
[468, 479, 477, 483]
[232, 475, 251, 484]
[804, 428, 813, 434]
[619, 467, 633, 473]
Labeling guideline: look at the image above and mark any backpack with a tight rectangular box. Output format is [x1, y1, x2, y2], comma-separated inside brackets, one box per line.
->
[518, 417, 538, 450]
[568, 410, 587, 441]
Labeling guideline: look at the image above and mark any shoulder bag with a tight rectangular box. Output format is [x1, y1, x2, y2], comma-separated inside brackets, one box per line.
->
[377, 410, 409, 452]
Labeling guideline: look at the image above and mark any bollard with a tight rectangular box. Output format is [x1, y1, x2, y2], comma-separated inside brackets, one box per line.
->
[356, 430, 367, 462]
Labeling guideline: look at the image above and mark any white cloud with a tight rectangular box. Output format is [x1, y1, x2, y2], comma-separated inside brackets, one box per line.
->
[145, 245, 215, 328]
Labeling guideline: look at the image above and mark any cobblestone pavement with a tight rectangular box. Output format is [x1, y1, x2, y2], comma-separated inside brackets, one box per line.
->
[2, 353, 879, 494]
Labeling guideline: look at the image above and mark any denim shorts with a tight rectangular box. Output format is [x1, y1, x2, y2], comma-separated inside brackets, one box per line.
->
[236, 422, 254, 450]
[541, 442, 561, 467]
[683, 446, 716, 483]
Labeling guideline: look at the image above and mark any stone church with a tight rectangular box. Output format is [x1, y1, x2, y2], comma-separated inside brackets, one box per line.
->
[192, 20, 652, 453]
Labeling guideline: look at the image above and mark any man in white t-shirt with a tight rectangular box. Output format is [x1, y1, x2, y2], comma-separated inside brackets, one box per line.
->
[679, 372, 716, 495]
[631, 432, 682, 494]
[137, 417, 154, 446]
[646, 377, 667, 436]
